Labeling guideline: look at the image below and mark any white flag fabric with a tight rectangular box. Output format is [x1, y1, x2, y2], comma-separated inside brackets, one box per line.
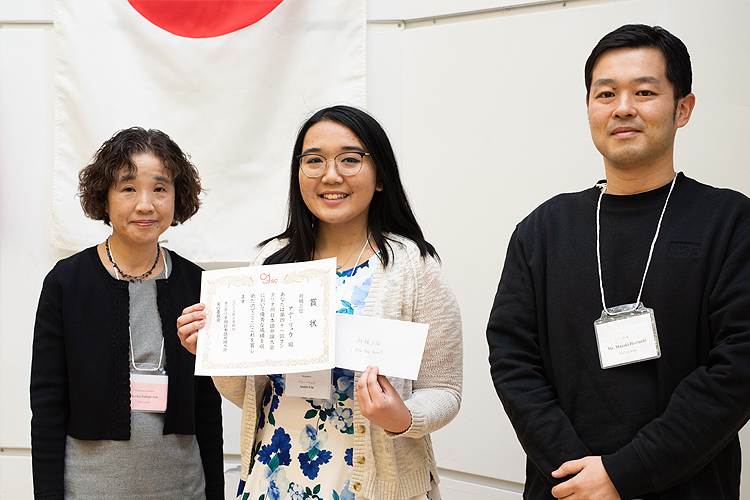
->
[53, 0, 366, 261]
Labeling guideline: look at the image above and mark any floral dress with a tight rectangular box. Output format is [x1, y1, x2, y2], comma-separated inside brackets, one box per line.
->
[239, 256, 440, 500]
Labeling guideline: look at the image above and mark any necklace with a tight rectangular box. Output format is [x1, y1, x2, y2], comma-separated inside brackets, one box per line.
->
[105, 236, 161, 282]
[333, 233, 371, 270]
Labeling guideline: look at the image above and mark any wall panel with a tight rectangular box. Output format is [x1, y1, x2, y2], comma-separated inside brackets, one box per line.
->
[2, 0, 749, 498]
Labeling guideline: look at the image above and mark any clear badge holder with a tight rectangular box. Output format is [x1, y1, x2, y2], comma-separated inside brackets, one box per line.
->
[594, 302, 661, 369]
[282, 369, 334, 401]
[130, 367, 168, 413]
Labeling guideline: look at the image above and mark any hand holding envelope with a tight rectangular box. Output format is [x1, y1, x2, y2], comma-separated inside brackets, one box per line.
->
[357, 365, 413, 434]
[334, 314, 428, 380]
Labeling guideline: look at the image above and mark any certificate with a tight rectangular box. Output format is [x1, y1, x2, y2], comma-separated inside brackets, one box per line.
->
[195, 259, 336, 375]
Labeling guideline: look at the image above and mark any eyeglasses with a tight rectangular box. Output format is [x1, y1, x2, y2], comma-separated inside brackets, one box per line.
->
[297, 151, 371, 178]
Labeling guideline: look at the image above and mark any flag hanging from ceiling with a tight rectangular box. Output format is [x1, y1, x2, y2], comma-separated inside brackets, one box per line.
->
[52, 0, 366, 261]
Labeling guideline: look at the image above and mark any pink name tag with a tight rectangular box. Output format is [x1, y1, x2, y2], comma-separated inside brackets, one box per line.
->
[130, 373, 168, 412]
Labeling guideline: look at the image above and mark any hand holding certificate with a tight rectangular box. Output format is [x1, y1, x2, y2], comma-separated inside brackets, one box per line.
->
[181, 106, 463, 494]
[194, 259, 429, 379]
[195, 259, 337, 375]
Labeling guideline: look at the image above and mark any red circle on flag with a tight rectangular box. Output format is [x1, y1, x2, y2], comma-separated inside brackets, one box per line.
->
[128, 0, 284, 38]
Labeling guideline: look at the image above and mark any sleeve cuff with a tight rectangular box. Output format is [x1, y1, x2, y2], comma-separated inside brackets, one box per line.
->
[602, 444, 654, 499]
[385, 404, 424, 439]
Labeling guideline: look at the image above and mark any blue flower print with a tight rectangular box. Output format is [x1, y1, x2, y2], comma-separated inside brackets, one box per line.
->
[298, 448, 333, 480]
[340, 479, 355, 500]
[333, 471, 355, 500]
[288, 482, 305, 500]
[303, 399, 338, 431]
[268, 374, 285, 409]
[336, 259, 374, 316]
[297, 425, 332, 480]
[299, 424, 328, 452]
[261, 374, 285, 428]
[348, 276, 371, 312]
[289, 482, 324, 500]
[259, 386, 270, 429]
[257, 427, 292, 469]
[331, 407, 353, 434]
[316, 399, 334, 411]
[332, 369, 354, 400]
[336, 259, 370, 278]
[336, 300, 354, 315]
[344, 448, 353, 467]
[340, 479, 356, 500]
[258, 465, 290, 500]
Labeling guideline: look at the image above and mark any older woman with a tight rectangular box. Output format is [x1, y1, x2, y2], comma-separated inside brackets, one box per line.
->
[30, 127, 224, 500]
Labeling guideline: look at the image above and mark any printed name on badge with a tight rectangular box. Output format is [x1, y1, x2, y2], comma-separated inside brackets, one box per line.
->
[594, 304, 661, 369]
[130, 373, 168, 412]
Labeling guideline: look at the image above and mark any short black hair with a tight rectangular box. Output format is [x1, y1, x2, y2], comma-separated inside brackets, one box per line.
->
[78, 127, 203, 226]
[585, 24, 692, 103]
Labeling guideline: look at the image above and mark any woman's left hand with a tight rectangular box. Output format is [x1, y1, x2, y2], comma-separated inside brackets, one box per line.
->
[357, 365, 412, 434]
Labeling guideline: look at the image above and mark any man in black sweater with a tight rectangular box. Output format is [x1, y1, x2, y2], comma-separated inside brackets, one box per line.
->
[487, 24, 750, 499]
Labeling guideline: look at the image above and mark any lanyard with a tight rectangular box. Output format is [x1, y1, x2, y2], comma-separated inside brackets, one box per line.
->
[596, 175, 677, 315]
[338, 232, 371, 301]
[130, 329, 164, 372]
[122, 246, 169, 372]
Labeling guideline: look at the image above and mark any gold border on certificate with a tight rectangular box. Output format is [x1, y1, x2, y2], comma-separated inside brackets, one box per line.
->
[195, 259, 336, 375]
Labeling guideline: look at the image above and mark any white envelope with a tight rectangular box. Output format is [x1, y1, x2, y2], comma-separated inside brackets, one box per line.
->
[335, 313, 429, 380]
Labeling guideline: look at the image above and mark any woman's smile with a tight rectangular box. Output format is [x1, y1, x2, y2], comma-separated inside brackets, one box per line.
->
[105, 152, 175, 248]
[298, 120, 382, 231]
[320, 192, 349, 202]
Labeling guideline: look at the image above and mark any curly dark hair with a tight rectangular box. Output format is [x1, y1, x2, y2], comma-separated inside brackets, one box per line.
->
[78, 127, 203, 226]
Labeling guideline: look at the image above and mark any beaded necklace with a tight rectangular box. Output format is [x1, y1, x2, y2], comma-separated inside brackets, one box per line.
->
[105, 236, 161, 282]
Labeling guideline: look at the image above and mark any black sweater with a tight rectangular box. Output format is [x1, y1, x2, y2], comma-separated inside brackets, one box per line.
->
[30, 246, 224, 500]
[487, 174, 750, 499]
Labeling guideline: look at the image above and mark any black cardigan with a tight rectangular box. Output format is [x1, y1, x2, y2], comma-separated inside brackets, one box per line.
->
[30, 246, 224, 500]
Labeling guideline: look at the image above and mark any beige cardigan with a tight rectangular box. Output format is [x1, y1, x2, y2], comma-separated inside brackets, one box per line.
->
[213, 234, 463, 500]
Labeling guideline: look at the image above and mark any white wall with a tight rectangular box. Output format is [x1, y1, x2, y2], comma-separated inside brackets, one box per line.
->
[2, 0, 749, 498]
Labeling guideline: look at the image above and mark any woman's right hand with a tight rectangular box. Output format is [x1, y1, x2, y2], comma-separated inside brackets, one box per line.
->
[357, 365, 412, 434]
[176, 303, 206, 355]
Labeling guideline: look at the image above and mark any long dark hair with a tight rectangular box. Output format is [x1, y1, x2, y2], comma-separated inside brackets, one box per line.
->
[262, 105, 437, 266]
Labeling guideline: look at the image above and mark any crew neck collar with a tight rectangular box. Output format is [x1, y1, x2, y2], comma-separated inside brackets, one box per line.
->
[588, 172, 685, 208]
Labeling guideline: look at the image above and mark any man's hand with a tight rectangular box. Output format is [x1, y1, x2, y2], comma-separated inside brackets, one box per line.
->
[550, 456, 621, 499]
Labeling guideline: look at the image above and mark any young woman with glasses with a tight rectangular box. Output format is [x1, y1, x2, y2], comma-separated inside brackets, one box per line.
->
[178, 105, 463, 500]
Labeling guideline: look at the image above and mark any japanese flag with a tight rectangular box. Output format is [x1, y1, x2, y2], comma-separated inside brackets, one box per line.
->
[52, 0, 366, 261]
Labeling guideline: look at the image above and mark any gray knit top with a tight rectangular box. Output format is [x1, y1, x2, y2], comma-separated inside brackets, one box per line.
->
[64, 254, 206, 499]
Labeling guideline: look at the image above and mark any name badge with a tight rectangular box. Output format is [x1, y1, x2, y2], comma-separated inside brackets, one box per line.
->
[284, 370, 333, 400]
[594, 303, 660, 369]
[130, 373, 168, 412]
